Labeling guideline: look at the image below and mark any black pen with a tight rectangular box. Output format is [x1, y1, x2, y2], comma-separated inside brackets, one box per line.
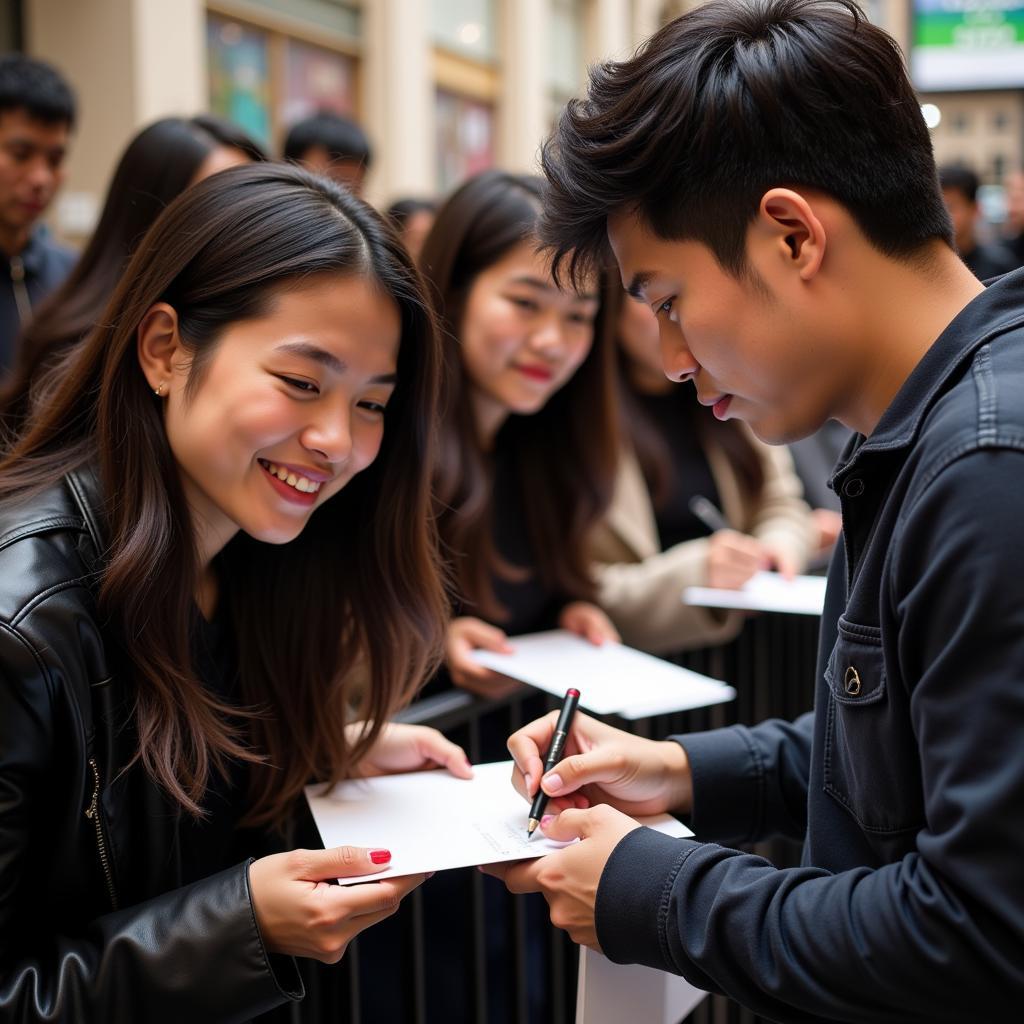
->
[527, 687, 580, 838]
[689, 494, 729, 534]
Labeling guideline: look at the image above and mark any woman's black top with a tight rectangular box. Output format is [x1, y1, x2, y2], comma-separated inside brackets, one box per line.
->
[178, 608, 249, 885]
[634, 387, 721, 550]
[488, 424, 566, 635]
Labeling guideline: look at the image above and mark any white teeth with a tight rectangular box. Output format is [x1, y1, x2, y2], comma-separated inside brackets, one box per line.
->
[261, 459, 321, 494]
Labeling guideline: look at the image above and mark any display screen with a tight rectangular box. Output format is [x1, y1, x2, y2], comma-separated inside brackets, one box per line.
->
[912, 1, 1024, 91]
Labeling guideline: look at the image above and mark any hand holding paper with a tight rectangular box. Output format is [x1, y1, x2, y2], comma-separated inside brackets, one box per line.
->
[248, 845, 425, 964]
[304, 761, 691, 885]
[469, 629, 735, 719]
[352, 721, 474, 780]
[685, 569, 827, 616]
[481, 804, 643, 951]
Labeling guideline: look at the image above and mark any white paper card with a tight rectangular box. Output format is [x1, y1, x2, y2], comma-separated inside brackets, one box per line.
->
[305, 760, 693, 885]
[684, 570, 827, 617]
[469, 630, 735, 719]
[577, 948, 707, 1024]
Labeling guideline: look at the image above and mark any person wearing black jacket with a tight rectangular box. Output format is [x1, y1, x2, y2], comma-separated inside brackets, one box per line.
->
[0, 164, 470, 1022]
[485, 1, 1024, 1020]
[938, 164, 1019, 281]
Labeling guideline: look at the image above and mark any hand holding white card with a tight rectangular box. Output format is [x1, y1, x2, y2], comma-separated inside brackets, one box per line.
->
[468, 630, 735, 719]
[684, 570, 827, 616]
[305, 760, 692, 885]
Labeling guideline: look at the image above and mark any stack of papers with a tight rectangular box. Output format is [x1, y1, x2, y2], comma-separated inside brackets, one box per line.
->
[684, 570, 827, 616]
[468, 630, 735, 719]
[306, 760, 693, 885]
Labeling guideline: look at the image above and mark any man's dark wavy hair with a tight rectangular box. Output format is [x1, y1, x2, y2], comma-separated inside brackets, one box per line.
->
[540, 0, 952, 286]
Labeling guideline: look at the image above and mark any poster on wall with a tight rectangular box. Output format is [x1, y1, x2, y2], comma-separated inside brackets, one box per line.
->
[911, 0, 1024, 91]
[207, 15, 272, 145]
[435, 89, 495, 194]
[281, 38, 357, 128]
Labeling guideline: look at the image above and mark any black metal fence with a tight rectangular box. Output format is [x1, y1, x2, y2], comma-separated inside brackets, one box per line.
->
[324, 611, 821, 1024]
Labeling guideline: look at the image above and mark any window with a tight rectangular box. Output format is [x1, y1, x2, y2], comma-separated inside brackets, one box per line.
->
[207, 6, 360, 152]
[432, 0, 498, 61]
[281, 37, 357, 126]
[207, 14, 272, 146]
[237, 0, 360, 39]
[435, 88, 495, 193]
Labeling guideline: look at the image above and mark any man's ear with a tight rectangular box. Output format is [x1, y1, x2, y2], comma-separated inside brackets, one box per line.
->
[136, 302, 183, 395]
[756, 188, 827, 281]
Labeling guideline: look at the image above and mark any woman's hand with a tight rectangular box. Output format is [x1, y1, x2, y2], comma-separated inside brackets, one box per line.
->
[249, 846, 427, 963]
[558, 601, 620, 645]
[446, 616, 523, 698]
[352, 722, 473, 779]
[506, 710, 693, 819]
[812, 508, 843, 555]
[706, 529, 769, 588]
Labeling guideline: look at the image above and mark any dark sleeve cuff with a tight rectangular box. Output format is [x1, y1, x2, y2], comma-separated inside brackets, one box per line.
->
[595, 826, 699, 972]
[243, 859, 304, 1003]
[670, 726, 764, 845]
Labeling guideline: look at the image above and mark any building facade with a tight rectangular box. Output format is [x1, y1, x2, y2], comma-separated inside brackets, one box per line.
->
[18, 0, 664, 241]
[12, 0, 1024, 242]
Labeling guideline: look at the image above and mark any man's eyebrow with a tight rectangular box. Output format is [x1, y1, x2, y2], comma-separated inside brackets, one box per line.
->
[626, 271, 655, 300]
[275, 341, 397, 384]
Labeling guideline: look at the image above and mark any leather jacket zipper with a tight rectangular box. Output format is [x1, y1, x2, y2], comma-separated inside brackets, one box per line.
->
[85, 757, 119, 910]
[8, 255, 33, 326]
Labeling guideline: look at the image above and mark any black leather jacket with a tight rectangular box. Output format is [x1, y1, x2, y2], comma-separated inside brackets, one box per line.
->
[0, 468, 303, 1022]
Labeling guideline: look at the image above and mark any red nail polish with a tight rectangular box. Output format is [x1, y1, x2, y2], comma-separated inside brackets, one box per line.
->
[370, 849, 392, 864]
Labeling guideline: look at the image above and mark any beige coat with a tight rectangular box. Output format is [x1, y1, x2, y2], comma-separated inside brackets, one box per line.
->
[590, 431, 816, 654]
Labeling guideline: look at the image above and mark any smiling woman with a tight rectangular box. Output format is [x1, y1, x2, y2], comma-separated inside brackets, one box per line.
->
[0, 164, 468, 1022]
[419, 169, 621, 695]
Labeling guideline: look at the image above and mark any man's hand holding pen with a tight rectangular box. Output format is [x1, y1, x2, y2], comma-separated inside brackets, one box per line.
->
[508, 710, 693, 820]
[480, 710, 694, 950]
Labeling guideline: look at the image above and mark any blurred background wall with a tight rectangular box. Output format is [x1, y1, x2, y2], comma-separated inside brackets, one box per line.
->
[6, 0, 1024, 241]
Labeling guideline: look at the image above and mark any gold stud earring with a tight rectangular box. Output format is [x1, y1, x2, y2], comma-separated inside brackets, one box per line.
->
[154, 382, 165, 397]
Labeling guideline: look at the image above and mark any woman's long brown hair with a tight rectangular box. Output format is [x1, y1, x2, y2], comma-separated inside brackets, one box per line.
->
[0, 164, 448, 826]
[420, 170, 619, 621]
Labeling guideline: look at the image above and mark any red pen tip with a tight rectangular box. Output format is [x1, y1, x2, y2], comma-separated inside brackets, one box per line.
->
[566, 688, 580, 698]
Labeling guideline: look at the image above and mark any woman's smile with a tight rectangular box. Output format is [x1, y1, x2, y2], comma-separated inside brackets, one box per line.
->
[257, 458, 323, 506]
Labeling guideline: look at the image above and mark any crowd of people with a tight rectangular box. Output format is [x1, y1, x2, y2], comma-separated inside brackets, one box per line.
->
[1, 0, 1022, 1017]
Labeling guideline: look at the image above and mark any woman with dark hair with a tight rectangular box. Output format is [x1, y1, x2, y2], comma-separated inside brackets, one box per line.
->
[0, 163, 469, 1022]
[191, 111, 270, 163]
[590, 288, 815, 654]
[419, 169, 620, 693]
[385, 196, 436, 261]
[0, 115, 263, 437]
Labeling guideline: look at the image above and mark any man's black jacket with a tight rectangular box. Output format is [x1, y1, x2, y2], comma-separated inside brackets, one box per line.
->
[596, 271, 1024, 1021]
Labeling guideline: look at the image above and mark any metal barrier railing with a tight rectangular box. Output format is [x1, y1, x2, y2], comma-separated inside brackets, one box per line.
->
[309, 611, 821, 1024]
